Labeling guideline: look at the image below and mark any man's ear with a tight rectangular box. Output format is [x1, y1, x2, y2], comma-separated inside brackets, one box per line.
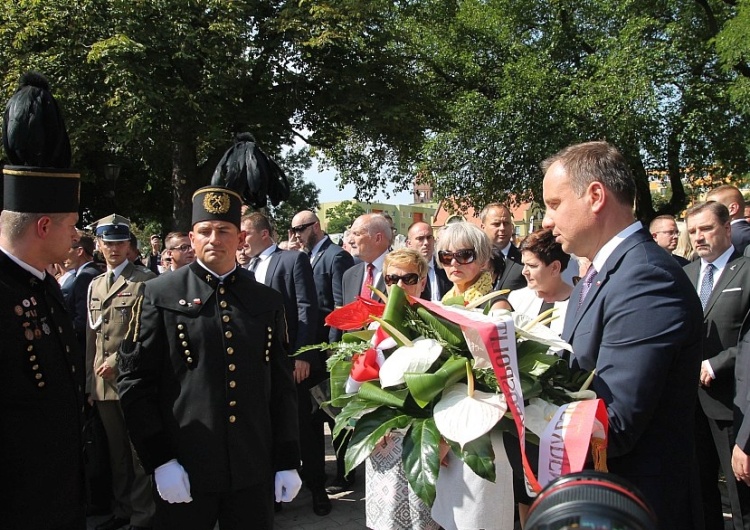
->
[588, 182, 607, 214]
[36, 215, 53, 239]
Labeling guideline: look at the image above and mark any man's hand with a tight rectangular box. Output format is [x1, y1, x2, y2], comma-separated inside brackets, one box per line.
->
[699, 363, 714, 387]
[733, 445, 750, 485]
[274, 469, 302, 502]
[293, 360, 310, 384]
[154, 459, 192, 503]
[96, 363, 115, 381]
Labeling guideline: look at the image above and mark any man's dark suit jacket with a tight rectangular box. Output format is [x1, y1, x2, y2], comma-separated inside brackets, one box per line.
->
[259, 248, 320, 371]
[342, 260, 387, 305]
[422, 258, 453, 302]
[65, 262, 103, 353]
[563, 228, 703, 530]
[310, 237, 355, 343]
[492, 244, 526, 292]
[732, 220, 750, 255]
[735, 318, 750, 453]
[684, 251, 750, 421]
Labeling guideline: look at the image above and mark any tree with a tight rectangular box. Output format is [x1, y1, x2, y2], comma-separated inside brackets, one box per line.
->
[325, 201, 366, 234]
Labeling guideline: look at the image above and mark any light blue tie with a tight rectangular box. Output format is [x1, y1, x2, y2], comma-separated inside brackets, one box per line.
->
[699, 263, 714, 310]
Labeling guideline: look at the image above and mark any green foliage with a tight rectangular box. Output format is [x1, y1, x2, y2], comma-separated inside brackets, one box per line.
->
[325, 200, 366, 233]
[403, 418, 441, 507]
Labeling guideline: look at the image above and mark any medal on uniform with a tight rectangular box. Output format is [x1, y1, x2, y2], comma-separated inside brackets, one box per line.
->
[22, 299, 30, 308]
[42, 323, 51, 335]
[25, 328, 34, 340]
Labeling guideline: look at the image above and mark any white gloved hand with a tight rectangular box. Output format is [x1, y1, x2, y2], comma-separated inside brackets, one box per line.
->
[154, 459, 193, 503]
[274, 469, 302, 503]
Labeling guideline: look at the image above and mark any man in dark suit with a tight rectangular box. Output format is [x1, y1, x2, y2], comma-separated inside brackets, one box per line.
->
[650, 214, 690, 266]
[684, 201, 750, 530]
[341, 213, 391, 305]
[62, 232, 102, 353]
[241, 212, 330, 516]
[732, 320, 750, 490]
[118, 186, 301, 530]
[406, 221, 451, 302]
[479, 203, 527, 291]
[707, 184, 750, 254]
[542, 141, 703, 530]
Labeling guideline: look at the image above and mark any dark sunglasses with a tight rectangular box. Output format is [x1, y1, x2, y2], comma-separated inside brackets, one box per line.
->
[438, 249, 477, 266]
[384, 273, 421, 286]
[169, 244, 192, 252]
[290, 221, 316, 234]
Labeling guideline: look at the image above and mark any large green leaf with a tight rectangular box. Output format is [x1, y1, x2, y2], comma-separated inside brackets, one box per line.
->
[447, 432, 496, 483]
[402, 417, 441, 507]
[332, 397, 380, 440]
[345, 408, 413, 474]
[358, 381, 409, 408]
[382, 284, 410, 335]
[329, 359, 352, 403]
[404, 356, 468, 407]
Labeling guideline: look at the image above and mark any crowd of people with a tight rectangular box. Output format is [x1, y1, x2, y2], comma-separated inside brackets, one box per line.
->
[5, 72, 750, 530]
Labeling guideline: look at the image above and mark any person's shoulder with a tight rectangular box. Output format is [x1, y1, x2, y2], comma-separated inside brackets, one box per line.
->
[342, 261, 363, 279]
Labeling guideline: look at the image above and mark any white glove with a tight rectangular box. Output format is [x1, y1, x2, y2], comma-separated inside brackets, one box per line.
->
[154, 459, 193, 503]
[274, 469, 302, 503]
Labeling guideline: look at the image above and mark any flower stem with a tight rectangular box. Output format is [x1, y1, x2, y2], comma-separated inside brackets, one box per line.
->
[523, 307, 557, 330]
[466, 361, 474, 397]
[465, 289, 510, 310]
[579, 370, 596, 392]
[370, 286, 388, 304]
[370, 316, 413, 347]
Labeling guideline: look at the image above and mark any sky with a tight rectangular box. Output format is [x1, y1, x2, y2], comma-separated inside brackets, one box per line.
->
[303, 164, 415, 205]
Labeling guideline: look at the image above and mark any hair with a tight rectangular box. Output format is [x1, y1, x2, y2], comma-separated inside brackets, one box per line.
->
[0, 211, 67, 241]
[361, 213, 392, 237]
[241, 212, 273, 233]
[707, 184, 745, 209]
[165, 231, 189, 249]
[674, 228, 695, 260]
[685, 201, 730, 225]
[384, 248, 428, 279]
[519, 228, 570, 268]
[406, 220, 431, 234]
[541, 141, 635, 207]
[648, 214, 678, 232]
[128, 233, 140, 253]
[479, 203, 511, 224]
[76, 233, 95, 257]
[435, 222, 493, 268]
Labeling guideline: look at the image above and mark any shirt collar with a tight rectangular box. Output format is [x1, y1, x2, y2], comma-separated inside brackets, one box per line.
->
[310, 235, 328, 258]
[108, 259, 129, 281]
[591, 221, 642, 273]
[197, 259, 238, 281]
[701, 245, 735, 273]
[0, 245, 46, 279]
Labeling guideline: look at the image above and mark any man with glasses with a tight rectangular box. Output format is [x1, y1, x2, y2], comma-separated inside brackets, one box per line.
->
[650, 214, 689, 266]
[165, 231, 195, 271]
[87, 214, 156, 530]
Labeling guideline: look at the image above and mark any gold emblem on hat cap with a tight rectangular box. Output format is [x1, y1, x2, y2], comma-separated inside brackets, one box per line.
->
[203, 192, 230, 214]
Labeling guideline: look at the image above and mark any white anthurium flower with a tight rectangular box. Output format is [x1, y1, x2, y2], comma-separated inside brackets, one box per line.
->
[379, 337, 443, 388]
[434, 383, 507, 448]
[524, 398, 561, 436]
[513, 313, 573, 353]
[372, 335, 398, 351]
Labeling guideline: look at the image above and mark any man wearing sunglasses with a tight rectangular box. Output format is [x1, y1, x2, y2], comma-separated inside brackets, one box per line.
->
[479, 203, 527, 292]
[164, 231, 195, 271]
[406, 221, 451, 302]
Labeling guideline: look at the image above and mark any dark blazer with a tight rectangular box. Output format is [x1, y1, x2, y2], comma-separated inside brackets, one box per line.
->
[732, 220, 750, 255]
[342, 259, 387, 305]
[310, 237, 355, 343]
[0, 252, 85, 529]
[684, 251, 750, 420]
[492, 244, 527, 292]
[422, 259, 453, 302]
[735, 318, 750, 452]
[65, 261, 101, 353]
[117, 262, 299, 492]
[563, 228, 703, 529]
[260, 248, 320, 368]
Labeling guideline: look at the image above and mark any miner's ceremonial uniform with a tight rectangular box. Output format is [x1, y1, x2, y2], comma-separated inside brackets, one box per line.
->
[118, 186, 300, 530]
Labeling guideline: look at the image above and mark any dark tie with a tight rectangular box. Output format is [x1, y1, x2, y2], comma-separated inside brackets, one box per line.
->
[106, 271, 115, 290]
[421, 278, 432, 301]
[577, 265, 597, 309]
[699, 263, 715, 310]
[360, 263, 375, 299]
[248, 256, 260, 273]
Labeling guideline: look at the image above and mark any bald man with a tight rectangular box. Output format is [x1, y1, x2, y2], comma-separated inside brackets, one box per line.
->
[707, 185, 750, 254]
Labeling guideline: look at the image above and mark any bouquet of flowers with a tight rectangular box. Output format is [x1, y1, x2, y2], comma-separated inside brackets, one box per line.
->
[299, 286, 607, 506]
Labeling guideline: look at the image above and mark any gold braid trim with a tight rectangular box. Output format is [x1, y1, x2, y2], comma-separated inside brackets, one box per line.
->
[591, 437, 608, 473]
[126, 293, 145, 343]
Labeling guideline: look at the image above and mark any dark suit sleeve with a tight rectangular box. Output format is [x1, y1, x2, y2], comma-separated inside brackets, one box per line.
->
[736, 326, 750, 452]
[291, 253, 319, 358]
[70, 269, 97, 339]
[588, 263, 700, 458]
[329, 251, 355, 342]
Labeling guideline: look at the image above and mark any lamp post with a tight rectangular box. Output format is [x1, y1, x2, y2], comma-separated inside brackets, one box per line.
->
[104, 163, 121, 207]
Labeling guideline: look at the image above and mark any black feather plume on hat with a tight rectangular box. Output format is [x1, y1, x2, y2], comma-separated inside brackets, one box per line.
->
[2, 71, 72, 168]
[210, 132, 291, 209]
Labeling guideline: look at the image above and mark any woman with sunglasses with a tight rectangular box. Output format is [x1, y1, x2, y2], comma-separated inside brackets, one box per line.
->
[363, 249, 440, 530]
[431, 222, 515, 530]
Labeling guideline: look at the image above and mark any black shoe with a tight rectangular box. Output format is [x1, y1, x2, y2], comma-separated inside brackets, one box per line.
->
[311, 488, 332, 516]
[127, 527, 152, 530]
[274, 501, 283, 513]
[95, 516, 129, 530]
[325, 474, 355, 495]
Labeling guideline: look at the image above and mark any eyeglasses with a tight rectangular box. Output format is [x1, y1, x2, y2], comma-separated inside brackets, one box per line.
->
[70, 245, 81, 250]
[168, 244, 193, 252]
[163, 258, 172, 263]
[290, 221, 316, 234]
[437, 249, 477, 266]
[384, 273, 421, 286]
[654, 230, 679, 237]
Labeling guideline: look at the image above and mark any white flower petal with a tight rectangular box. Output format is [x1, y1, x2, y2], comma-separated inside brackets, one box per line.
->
[514, 313, 573, 352]
[379, 338, 443, 388]
[434, 383, 507, 448]
[524, 398, 561, 436]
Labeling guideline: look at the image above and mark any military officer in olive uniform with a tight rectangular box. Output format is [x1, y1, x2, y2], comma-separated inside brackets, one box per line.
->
[0, 72, 86, 530]
[117, 186, 301, 530]
[87, 214, 156, 530]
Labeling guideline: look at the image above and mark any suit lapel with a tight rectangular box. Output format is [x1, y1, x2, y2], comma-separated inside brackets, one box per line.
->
[103, 262, 133, 303]
[704, 252, 745, 314]
[263, 249, 282, 286]
[311, 239, 331, 270]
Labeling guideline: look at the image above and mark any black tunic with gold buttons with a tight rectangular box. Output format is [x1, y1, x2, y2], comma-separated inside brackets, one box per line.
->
[0, 251, 85, 529]
[118, 261, 299, 492]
